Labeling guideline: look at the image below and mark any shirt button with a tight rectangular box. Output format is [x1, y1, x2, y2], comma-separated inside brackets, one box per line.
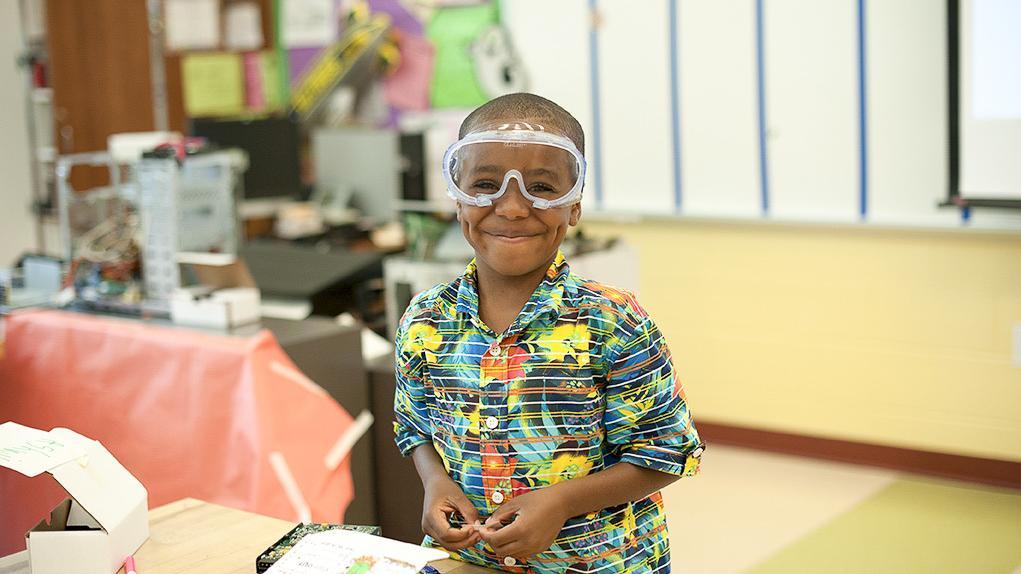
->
[504, 556, 517, 567]
[489, 345, 501, 356]
[485, 416, 499, 430]
[491, 491, 504, 504]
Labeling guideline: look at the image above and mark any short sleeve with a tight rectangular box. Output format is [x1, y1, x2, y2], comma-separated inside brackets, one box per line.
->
[392, 310, 434, 457]
[603, 316, 704, 477]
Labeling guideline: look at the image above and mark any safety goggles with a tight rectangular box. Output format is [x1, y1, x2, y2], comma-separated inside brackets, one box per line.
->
[442, 127, 586, 209]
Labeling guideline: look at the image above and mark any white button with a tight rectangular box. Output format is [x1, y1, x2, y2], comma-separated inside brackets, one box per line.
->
[504, 556, 517, 567]
[485, 416, 499, 430]
[491, 491, 505, 504]
[489, 345, 501, 356]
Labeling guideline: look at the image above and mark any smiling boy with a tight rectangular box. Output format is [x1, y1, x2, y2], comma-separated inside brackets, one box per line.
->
[393, 93, 703, 572]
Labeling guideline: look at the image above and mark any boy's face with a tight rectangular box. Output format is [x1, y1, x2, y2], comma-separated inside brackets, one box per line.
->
[455, 120, 582, 279]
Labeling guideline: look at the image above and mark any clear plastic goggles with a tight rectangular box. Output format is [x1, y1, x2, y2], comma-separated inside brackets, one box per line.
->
[442, 128, 586, 209]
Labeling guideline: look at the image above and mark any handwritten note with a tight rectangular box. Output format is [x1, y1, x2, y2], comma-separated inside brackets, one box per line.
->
[281, 0, 337, 48]
[265, 530, 448, 574]
[165, 0, 221, 51]
[225, 2, 264, 51]
[0, 422, 84, 477]
[182, 53, 245, 117]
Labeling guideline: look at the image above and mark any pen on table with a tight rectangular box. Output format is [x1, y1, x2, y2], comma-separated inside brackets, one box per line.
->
[124, 555, 137, 574]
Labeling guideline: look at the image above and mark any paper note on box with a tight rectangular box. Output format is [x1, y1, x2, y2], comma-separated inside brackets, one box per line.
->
[266, 530, 448, 574]
[182, 53, 245, 116]
[0, 422, 84, 477]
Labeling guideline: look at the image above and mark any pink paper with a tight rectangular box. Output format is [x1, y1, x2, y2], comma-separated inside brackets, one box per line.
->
[244, 51, 266, 109]
[384, 34, 435, 112]
[0, 310, 355, 555]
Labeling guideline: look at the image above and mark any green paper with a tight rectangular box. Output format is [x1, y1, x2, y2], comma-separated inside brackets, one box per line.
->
[426, 3, 497, 108]
[182, 53, 245, 117]
[260, 52, 286, 110]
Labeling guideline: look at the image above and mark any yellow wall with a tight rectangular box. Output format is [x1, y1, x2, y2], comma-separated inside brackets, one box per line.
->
[583, 220, 1021, 462]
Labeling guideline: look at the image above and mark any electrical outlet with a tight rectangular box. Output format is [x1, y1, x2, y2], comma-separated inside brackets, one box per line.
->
[1014, 323, 1021, 368]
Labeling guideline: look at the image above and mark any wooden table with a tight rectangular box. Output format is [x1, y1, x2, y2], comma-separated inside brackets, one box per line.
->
[0, 499, 497, 574]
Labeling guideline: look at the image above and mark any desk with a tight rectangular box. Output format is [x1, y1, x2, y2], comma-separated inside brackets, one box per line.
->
[240, 241, 383, 317]
[0, 499, 497, 574]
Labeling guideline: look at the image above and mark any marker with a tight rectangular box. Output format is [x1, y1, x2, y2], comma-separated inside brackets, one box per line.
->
[124, 556, 137, 574]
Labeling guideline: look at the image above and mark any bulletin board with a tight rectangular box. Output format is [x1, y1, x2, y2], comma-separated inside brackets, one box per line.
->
[500, 0, 1021, 231]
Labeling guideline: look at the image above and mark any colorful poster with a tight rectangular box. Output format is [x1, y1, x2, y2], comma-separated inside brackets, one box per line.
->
[425, 3, 497, 107]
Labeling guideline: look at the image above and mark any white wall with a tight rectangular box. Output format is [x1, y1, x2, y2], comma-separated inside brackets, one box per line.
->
[0, 1, 37, 265]
[503, 0, 1021, 230]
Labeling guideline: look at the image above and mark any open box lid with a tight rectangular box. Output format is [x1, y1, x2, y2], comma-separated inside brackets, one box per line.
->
[0, 422, 148, 533]
[176, 254, 257, 289]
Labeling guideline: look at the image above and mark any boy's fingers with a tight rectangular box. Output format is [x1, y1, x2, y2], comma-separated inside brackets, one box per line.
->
[445, 525, 474, 541]
[480, 519, 523, 547]
[425, 508, 462, 540]
[441, 530, 480, 550]
[451, 496, 479, 524]
[483, 502, 518, 528]
[435, 524, 474, 547]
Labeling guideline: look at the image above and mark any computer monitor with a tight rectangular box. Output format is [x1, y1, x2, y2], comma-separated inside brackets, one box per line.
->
[190, 116, 304, 200]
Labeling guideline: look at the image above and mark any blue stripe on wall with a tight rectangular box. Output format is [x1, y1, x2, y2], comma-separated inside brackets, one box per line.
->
[857, 0, 869, 220]
[755, 0, 770, 215]
[668, 0, 683, 212]
[588, 0, 604, 208]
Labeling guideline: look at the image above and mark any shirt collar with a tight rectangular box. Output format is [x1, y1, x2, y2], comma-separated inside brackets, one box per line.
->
[456, 251, 575, 332]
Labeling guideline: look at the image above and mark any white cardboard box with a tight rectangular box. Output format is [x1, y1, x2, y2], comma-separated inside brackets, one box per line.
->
[0, 423, 149, 574]
[171, 255, 262, 329]
[170, 286, 261, 329]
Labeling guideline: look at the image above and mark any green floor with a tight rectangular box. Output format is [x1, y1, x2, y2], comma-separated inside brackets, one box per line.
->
[748, 478, 1021, 574]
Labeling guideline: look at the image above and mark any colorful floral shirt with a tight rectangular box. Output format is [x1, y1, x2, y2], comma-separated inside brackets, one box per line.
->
[393, 252, 703, 573]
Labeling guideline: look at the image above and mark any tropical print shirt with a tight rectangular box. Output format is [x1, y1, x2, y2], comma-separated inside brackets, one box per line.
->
[393, 252, 703, 573]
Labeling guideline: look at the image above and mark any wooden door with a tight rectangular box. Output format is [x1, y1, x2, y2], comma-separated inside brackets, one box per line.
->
[47, 0, 158, 190]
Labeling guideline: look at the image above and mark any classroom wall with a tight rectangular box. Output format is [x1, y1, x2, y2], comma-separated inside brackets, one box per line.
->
[0, 1, 36, 265]
[583, 219, 1021, 463]
[502, 0, 1021, 229]
[501, 0, 1021, 462]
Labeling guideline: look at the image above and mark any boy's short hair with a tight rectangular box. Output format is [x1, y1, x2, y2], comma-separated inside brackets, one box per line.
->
[459, 93, 586, 155]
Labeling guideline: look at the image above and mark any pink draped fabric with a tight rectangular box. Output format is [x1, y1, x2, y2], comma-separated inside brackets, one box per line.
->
[0, 310, 354, 556]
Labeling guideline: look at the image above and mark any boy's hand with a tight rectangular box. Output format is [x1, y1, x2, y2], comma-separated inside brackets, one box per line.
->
[422, 474, 482, 551]
[478, 488, 570, 561]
